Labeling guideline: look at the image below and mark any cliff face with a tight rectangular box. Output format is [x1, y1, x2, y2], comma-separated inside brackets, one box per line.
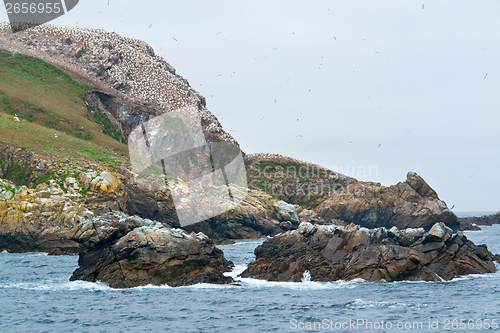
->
[0, 22, 237, 146]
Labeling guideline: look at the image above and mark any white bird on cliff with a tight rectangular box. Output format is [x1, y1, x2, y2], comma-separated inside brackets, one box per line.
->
[54, 133, 58, 138]
[14, 114, 20, 122]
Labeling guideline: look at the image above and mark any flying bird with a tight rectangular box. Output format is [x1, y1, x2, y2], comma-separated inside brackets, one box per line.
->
[484, 73, 488, 79]
[333, 36, 337, 40]
[149, 24, 152, 29]
[378, 144, 382, 148]
[173, 38, 178, 42]
[422, 4, 424, 9]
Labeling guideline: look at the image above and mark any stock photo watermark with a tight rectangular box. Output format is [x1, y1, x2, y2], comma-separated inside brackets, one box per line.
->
[246, 160, 379, 199]
[128, 106, 248, 227]
[3, 0, 79, 32]
[290, 318, 499, 331]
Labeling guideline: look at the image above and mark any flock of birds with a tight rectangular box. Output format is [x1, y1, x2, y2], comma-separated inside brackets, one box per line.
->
[0, 4, 491, 150]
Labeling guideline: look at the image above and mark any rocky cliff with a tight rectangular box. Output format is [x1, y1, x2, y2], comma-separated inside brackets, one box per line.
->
[241, 222, 498, 282]
[0, 178, 82, 254]
[0, 22, 237, 146]
[247, 153, 458, 231]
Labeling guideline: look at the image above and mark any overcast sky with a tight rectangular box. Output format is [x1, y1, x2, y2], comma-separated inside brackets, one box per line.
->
[1, 1, 499, 212]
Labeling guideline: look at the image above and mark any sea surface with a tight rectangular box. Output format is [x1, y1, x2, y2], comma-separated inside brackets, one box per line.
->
[1, 225, 499, 333]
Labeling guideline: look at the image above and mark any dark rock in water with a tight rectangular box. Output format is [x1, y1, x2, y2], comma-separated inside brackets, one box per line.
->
[316, 172, 459, 231]
[459, 212, 500, 230]
[68, 212, 233, 288]
[240, 222, 496, 283]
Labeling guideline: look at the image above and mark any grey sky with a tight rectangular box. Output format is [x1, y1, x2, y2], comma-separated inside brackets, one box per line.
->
[1, 1, 499, 211]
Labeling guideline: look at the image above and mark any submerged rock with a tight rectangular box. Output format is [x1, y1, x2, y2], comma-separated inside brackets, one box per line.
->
[68, 212, 233, 288]
[241, 222, 497, 283]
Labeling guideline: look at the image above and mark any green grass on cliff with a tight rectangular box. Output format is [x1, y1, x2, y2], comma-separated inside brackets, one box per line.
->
[0, 50, 129, 171]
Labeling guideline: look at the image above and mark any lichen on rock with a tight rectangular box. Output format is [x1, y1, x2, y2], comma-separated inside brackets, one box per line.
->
[68, 212, 233, 288]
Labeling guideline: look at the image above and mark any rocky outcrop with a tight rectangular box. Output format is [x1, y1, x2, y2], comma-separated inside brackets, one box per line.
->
[241, 222, 497, 282]
[316, 172, 459, 231]
[68, 212, 233, 288]
[274, 201, 300, 225]
[245, 154, 457, 231]
[0, 179, 83, 254]
[83, 169, 127, 214]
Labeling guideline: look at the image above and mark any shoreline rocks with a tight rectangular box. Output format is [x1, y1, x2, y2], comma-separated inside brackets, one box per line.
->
[0, 180, 83, 255]
[68, 212, 233, 288]
[241, 222, 497, 283]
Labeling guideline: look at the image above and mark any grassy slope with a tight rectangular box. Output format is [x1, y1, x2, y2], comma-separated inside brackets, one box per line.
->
[0, 50, 338, 208]
[0, 50, 128, 170]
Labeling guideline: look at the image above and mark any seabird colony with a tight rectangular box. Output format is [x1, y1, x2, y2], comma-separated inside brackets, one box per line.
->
[0, 22, 236, 146]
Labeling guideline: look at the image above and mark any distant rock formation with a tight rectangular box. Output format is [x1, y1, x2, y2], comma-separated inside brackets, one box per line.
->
[241, 222, 497, 282]
[459, 212, 500, 230]
[68, 212, 233, 288]
[316, 172, 459, 231]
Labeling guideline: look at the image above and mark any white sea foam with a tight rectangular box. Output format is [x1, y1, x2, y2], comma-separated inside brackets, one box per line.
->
[0, 280, 110, 291]
[235, 277, 364, 290]
[224, 264, 247, 279]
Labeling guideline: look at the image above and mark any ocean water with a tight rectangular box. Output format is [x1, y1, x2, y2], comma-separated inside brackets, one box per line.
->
[1, 226, 500, 333]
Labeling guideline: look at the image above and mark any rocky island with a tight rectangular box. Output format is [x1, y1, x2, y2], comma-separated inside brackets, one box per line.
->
[0, 23, 498, 288]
